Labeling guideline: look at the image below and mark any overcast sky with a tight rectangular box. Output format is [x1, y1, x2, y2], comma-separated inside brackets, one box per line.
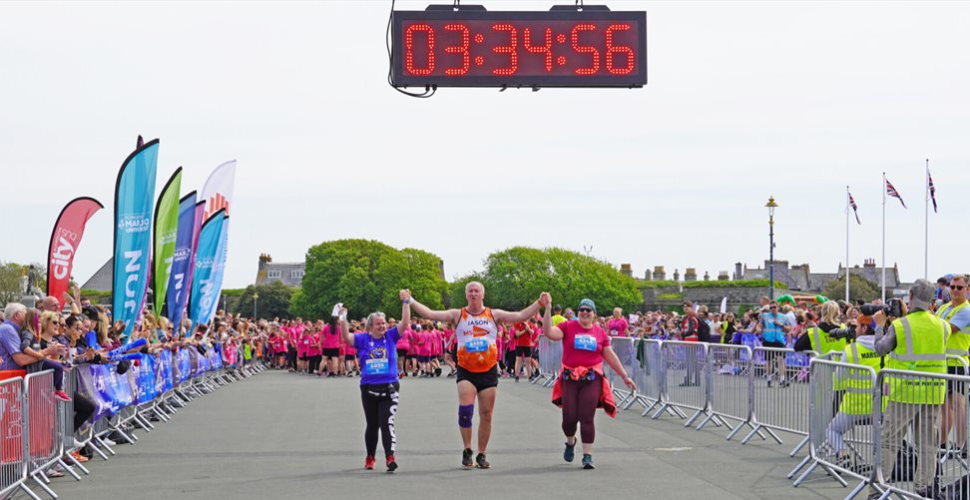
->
[2, 1, 968, 291]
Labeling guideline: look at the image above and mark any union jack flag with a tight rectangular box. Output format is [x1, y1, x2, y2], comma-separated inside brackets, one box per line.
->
[886, 178, 907, 208]
[849, 191, 861, 224]
[928, 171, 938, 213]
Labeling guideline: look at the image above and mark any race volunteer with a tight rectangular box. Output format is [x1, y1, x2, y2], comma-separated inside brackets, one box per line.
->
[869, 279, 949, 499]
[936, 274, 970, 451]
[542, 296, 635, 470]
[405, 283, 544, 469]
[340, 293, 410, 472]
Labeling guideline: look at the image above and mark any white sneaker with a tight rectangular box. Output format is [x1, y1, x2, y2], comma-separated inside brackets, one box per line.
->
[73, 438, 86, 448]
[101, 437, 117, 446]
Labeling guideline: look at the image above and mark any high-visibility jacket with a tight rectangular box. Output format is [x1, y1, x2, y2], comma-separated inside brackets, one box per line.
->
[837, 340, 885, 415]
[937, 301, 970, 367]
[885, 311, 950, 404]
[808, 325, 848, 357]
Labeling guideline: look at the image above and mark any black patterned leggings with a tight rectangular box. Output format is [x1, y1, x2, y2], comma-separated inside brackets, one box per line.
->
[360, 383, 400, 457]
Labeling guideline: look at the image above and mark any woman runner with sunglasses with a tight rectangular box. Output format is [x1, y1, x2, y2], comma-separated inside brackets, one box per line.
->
[340, 292, 410, 471]
[541, 295, 635, 469]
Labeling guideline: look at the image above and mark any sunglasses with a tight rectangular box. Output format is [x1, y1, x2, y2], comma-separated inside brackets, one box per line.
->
[577, 307, 593, 313]
[951, 285, 966, 291]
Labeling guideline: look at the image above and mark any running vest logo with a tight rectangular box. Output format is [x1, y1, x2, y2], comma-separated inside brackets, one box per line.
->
[859, 352, 880, 359]
[369, 347, 387, 359]
[471, 325, 489, 337]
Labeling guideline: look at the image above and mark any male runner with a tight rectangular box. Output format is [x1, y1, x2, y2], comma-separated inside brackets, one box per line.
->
[403, 283, 545, 468]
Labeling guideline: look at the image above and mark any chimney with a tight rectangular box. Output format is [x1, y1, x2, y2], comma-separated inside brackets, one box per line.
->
[644, 268, 652, 281]
[654, 266, 666, 281]
[718, 271, 729, 281]
[673, 269, 680, 282]
[685, 268, 697, 281]
[258, 253, 272, 271]
[735, 262, 743, 280]
[703, 271, 711, 281]
[620, 263, 632, 278]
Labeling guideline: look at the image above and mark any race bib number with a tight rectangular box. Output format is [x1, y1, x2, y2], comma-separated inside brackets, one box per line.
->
[364, 358, 390, 376]
[574, 335, 597, 352]
[466, 338, 488, 353]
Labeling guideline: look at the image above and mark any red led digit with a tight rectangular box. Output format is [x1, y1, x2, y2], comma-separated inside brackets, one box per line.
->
[444, 24, 470, 76]
[524, 27, 553, 72]
[605, 24, 635, 75]
[405, 24, 435, 76]
[570, 24, 599, 75]
[491, 24, 518, 76]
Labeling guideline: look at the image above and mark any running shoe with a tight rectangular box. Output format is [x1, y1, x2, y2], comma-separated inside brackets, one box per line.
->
[54, 390, 71, 402]
[563, 441, 576, 462]
[475, 453, 490, 469]
[46, 466, 65, 478]
[462, 448, 474, 467]
[69, 451, 89, 463]
[364, 455, 376, 470]
[581, 454, 594, 469]
[386, 455, 398, 472]
[780, 380, 790, 388]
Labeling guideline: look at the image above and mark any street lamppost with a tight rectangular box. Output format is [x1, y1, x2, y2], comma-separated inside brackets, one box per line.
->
[253, 292, 259, 319]
[766, 196, 779, 301]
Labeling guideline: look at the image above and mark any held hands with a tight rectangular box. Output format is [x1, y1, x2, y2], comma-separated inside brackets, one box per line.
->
[539, 292, 552, 308]
[399, 289, 412, 302]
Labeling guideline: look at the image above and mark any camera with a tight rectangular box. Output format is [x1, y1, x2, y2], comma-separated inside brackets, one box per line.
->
[859, 298, 904, 318]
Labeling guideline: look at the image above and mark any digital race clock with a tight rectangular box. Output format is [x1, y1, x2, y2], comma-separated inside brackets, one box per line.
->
[391, 6, 647, 88]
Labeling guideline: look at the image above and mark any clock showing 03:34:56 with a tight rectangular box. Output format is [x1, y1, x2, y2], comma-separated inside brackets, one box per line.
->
[391, 6, 647, 89]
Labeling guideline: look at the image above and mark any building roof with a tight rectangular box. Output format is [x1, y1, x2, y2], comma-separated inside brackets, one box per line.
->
[255, 262, 305, 287]
[80, 258, 114, 292]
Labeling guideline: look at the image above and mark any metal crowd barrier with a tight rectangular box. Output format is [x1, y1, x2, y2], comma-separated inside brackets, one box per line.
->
[792, 358, 877, 499]
[534, 336, 562, 388]
[743, 347, 816, 458]
[24, 370, 62, 499]
[633, 339, 664, 414]
[0, 375, 29, 500]
[707, 344, 758, 438]
[658, 341, 715, 428]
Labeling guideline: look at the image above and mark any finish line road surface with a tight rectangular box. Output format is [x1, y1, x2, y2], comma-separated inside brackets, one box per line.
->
[33, 371, 847, 500]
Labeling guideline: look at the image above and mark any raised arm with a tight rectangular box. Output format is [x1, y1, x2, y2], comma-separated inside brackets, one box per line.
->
[408, 293, 459, 324]
[540, 292, 564, 341]
[339, 307, 354, 345]
[399, 289, 412, 334]
[492, 293, 544, 324]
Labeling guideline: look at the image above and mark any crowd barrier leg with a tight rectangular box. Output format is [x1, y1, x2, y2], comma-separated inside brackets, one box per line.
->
[740, 347, 812, 450]
[790, 359, 873, 492]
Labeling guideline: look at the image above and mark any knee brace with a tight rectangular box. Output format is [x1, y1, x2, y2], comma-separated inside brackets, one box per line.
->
[458, 404, 474, 428]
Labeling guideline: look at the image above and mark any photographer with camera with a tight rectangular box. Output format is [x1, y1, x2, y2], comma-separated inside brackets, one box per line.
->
[867, 279, 950, 500]
[935, 274, 970, 454]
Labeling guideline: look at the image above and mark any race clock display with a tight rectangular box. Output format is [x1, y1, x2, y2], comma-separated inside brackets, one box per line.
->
[391, 7, 647, 88]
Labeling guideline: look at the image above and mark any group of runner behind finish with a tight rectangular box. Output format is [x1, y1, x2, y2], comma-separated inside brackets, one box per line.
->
[340, 282, 636, 472]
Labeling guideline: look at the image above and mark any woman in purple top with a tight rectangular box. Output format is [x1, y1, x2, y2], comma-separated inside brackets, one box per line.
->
[340, 291, 411, 472]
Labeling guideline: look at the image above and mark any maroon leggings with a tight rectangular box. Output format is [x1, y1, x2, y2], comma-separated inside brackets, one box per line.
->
[561, 378, 602, 444]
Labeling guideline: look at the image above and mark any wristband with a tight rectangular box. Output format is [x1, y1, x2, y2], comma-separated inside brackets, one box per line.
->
[402, 299, 410, 304]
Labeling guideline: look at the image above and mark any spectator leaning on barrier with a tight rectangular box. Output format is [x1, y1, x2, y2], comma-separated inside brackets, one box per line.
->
[869, 279, 949, 500]
[936, 274, 970, 452]
[0, 303, 67, 373]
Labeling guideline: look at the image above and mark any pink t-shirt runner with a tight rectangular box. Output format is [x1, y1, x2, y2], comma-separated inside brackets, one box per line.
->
[321, 324, 340, 349]
[306, 332, 322, 357]
[559, 320, 612, 368]
[396, 331, 410, 351]
[607, 318, 629, 337]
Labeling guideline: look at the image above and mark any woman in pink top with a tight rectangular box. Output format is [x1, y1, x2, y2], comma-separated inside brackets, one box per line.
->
[321, 317, 342, 377]
[542, 295, 635, 470]
[395, 328, 410, 377]
[297, 326, 309, 374]
[443, 325, 457, 377]
[306, 326, 323, 375]
[344, 324, 359, 377]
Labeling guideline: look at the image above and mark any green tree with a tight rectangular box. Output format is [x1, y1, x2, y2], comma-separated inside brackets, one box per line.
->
[822, 274, 880, 303]
[0, 262, 24, 305]
[449, 247, 643, 313]
[232, 282, 295, 320]
[291, 239, 447, 320]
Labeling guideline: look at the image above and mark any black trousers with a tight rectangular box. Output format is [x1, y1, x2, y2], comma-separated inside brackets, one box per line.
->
[360, 383, 399, 457]
[73, 392, 95, 431]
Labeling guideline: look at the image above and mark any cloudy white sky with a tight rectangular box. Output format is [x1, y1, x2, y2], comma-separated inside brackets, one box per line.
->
[1, 1, 968, 290]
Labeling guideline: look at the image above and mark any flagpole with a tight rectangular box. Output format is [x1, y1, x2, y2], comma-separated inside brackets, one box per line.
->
[882, 172, 887, 302]
[846, 186, 850, 303]
[925, 158, 929, 280]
